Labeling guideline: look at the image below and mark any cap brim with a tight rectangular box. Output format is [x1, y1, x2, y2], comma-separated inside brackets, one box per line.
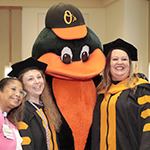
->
[52, 24, 87, 40]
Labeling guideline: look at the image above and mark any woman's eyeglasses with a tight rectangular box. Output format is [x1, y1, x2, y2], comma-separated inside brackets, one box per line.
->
[9, 86, 27, 97]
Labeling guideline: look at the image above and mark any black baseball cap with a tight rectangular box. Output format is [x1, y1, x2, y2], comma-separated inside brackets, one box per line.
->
[45, 3, 87, 40]
[103, 38, 138, 61]
[8, 57, 47, 78]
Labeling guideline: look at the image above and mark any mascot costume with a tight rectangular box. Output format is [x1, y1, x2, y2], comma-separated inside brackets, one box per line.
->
[32, 3, 106, 150]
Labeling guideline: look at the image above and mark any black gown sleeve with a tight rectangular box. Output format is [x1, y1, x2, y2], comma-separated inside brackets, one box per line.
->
[91, 94, 104, 150]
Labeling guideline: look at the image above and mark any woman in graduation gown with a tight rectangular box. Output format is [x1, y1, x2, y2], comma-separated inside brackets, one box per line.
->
[8, 57, 61, 150]
[91, 38, 150, 150]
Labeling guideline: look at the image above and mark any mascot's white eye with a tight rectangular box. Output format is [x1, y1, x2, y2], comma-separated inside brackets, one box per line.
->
[80, 45, 89, 62]
[61, 47, 73, 64]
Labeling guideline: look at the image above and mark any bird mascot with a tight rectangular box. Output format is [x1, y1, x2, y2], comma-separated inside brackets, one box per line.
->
[32, 3, 106, 150]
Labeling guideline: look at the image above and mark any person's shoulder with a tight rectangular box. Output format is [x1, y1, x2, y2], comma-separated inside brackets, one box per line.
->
[23, 101, 35, 117]
[136, 73, 149, 82]
[133, 79, 150, 98]
[137, 78, 150, 89]
[21, 104, 35, 124]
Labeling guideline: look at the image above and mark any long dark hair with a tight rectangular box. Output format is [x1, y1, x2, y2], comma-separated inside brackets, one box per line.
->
[0, 77, 25, 128]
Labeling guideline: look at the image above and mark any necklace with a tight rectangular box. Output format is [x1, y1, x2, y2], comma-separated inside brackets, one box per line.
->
[28, 100, 50, 150]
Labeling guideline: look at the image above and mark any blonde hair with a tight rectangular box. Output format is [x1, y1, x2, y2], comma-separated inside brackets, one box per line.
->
[97, 51, 139, 95]
[41, 83, 62, 132]
[18, 69, 62, 132]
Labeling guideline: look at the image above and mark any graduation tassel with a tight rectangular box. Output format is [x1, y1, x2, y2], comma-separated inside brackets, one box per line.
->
[134, 61, 138, 73]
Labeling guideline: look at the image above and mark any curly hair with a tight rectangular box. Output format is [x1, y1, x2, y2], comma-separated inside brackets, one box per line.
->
[0, 77, 25, 128]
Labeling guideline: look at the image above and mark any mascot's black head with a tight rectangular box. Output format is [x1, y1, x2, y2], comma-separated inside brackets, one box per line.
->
[32, 3, 106, 81]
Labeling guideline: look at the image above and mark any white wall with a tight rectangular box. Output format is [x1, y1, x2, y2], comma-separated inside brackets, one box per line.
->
[22, 1, 149, 76]
[80, 8, 105, 44]
[105, 0, 124, 42]
[22, 7, 48, 59]
[124, 0, 148, 76]
[104, 0, 148, 76]
[22, 7, 105, 59]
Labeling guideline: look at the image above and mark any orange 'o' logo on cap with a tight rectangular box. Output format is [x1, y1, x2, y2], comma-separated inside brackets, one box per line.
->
[64, 10, 77, 25]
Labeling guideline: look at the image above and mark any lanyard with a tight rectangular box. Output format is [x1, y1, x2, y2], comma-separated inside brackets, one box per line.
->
[28, 100, 50, 150]
[2, 111, 14, 140]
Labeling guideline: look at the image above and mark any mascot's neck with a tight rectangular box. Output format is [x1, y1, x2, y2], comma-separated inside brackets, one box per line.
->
[52, 78, 97, 150]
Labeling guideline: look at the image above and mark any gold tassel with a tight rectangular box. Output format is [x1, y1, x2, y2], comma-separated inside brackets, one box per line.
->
[135, 61, 138, 73]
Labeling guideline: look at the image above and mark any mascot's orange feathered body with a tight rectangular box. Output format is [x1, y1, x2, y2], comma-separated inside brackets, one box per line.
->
[32, 3, 106, 150]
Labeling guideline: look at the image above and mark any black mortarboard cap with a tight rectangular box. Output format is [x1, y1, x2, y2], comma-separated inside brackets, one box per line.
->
[103, 38, 138, 61]
[8, 57, 47, 78]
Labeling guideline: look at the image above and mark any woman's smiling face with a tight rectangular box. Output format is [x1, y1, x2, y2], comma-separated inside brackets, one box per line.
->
[110, 49, 130, 81]
[22, 69, 45, 99]
[0, 80, 23, 113]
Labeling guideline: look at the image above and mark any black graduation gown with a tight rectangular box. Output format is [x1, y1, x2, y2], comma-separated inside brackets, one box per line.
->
[18, 101, 59, 150]
[92, 78, 150, 150]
